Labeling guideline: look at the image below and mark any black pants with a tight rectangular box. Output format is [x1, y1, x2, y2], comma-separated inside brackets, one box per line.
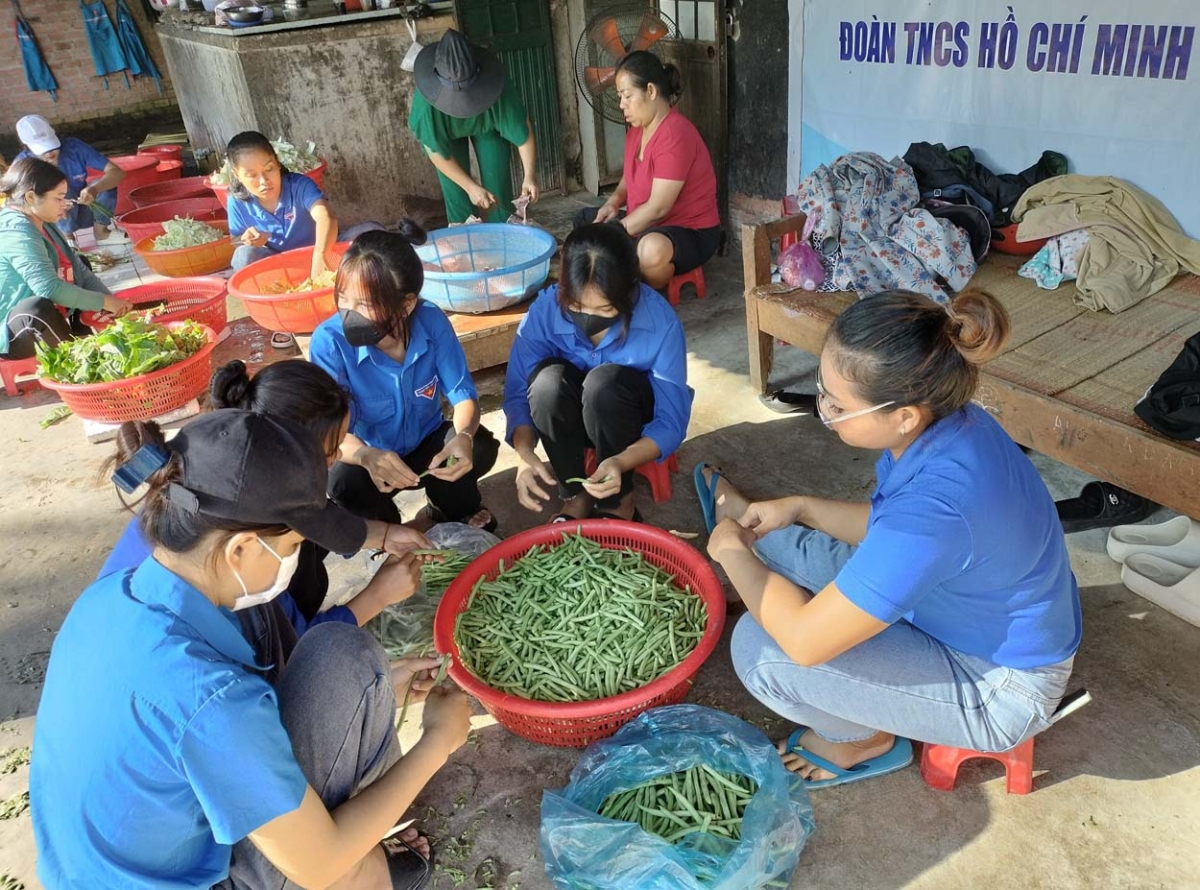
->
[328, 420, 500, 525]
[573, 206, 721, 275]
[2, 297, 74, 360]
[527, 358, 655, 509]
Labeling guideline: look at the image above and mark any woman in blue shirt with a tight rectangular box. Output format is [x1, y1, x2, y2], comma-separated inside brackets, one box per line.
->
[698, 289, 1081, 789]
[311, 225, 500, 531]
[504, 223, 692, 522]
[32, 410, 470, 890]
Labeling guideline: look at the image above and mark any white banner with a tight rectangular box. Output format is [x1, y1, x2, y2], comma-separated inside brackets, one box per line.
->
[794, 1, 1200, 235]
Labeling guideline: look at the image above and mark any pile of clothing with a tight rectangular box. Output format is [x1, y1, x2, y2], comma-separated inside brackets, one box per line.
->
[791, 152, 977, 304]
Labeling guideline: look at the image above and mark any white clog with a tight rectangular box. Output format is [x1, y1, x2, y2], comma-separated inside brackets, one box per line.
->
[1106, 516, 1200, 567]
[1121, 554, 1200, 627]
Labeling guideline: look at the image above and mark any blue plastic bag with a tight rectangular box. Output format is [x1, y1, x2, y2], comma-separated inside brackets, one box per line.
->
[540, 705, 815, 890]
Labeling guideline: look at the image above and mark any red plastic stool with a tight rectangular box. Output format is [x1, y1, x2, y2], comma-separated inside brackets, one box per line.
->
[920, 738, 1036, 795]
[666, 267, 706, 306]
[0, 356, 41, 397]
[584, 449, 680, 504]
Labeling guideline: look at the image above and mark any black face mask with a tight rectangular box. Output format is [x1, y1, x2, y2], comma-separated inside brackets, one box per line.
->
[339, 308, 386, 348]
[568, 309, 620, 338]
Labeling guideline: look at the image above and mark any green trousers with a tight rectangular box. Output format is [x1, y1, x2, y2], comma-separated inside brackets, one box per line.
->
[435, 130, 516, 224]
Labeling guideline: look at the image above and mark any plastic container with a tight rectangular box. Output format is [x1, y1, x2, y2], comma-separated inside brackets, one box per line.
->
[118, 198, 225, 243]
[991, 223, 1049, 257]
[133, 221, 235, 277]
[433, 520, 727, 748]
[207, 159, 326, 210]
[155, 159, 184, 181]
[38, 323, 217, 423]
[86, 277, 229, 335]
[88, 155, 162, 216]
[416, 224, 557, 314]
[138, 145, 183, 162]
[227, 242, 350, 333]
[129, 178, 215, 209]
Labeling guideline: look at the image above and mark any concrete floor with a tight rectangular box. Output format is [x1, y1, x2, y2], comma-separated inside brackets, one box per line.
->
[1, 200, 1198, 888]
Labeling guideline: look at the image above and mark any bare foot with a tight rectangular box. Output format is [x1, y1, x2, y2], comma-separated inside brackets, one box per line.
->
[388, 825, 430, 860]
[777, 729, 896, 782]
[466, 508, 493, 530]
[700, 465, 751, 525]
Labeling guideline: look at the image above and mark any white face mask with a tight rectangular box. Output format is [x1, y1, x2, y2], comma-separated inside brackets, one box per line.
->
[229, 537, 300, 612]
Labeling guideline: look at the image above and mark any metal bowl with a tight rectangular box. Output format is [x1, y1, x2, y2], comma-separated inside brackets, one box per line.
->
[225, 7, 265, 23]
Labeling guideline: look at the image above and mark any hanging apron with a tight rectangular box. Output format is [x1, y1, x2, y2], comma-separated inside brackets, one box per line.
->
[115, 0, 162, 95]
[11, 1, 58, 101]
[79, 0, 130, 90]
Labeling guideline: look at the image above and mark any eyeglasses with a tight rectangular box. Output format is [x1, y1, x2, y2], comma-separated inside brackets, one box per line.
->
[815, 369, 895, 427]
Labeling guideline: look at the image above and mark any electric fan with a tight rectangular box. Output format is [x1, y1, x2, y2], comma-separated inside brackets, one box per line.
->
[574, 6, 679, 125]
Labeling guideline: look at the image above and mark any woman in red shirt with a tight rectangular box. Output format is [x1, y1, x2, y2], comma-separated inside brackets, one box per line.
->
[576, 51, 721, 289]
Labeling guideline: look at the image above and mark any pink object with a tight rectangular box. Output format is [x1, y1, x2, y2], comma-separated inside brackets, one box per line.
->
[0, 357, 41, 398]
[88, 155, 162, 216]
[779, 210, 824, 292]
[584, 449, 680, 504]
[666, 266, 706, 306]
[920, 737, 1036, 795]
[155, 159, 184, 181]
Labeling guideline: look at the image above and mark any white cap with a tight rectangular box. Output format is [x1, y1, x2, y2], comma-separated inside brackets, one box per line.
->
[16, 115, 60, 155]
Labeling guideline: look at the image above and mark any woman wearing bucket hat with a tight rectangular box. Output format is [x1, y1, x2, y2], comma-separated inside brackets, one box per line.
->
[408, 28, 539, 224]
[31, 410, 468, 890]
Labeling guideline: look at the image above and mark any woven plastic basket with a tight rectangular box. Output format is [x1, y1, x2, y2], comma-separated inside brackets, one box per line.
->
[134, 222, 235, 277]
[228, 243, 349, 333]
[38, 323, 217, 423]
[416, 224, 557, 314]
[118, 198, 225, 243]
[433, 520, 726, 748]
[86, 278, 229, 335]
[128, 178, 216, 210]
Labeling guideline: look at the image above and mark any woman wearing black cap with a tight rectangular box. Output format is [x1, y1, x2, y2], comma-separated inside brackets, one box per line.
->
[31, 411, 467, 890]
[409, 28, 539, 223]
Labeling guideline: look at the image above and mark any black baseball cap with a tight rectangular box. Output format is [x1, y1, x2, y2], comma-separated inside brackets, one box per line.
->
[164, 410, 365, 555]
[414, 29, 506, 118]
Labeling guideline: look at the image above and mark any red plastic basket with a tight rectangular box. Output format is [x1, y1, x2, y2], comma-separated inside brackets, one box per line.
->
[155, 159, 184, 181]
[134, 221, 236, 277]
[118, 198, 226, 243]
[138, 145, 183, 162]
[38, 323, 217, 423]
[89, 155, 162, 216]
[228, 243, 349, 333]
[433, 520, 727, 748]
[87, 277, 229, 335]
[129, 178, 214, 209]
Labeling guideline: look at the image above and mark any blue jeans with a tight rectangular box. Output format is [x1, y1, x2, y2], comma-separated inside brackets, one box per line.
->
[730, 525, 1075, 751]
[230, 222, 386, 271]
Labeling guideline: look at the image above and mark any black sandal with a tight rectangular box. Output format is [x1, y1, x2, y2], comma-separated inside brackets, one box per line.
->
[1055, 482, 1156, 534]
[382, 833, 431, 890]
[759, 390, 818, 415]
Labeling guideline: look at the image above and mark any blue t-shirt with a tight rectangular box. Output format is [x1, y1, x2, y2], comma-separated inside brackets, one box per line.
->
[310, 300, 478, 457]
[226, 172, 324, 252]
[31, 559, 309, 889]
[98, 516, 357, 632]
[835, 404, 1082, 669]
[17, 137, 109, 200]
[503, 284, 694, 460]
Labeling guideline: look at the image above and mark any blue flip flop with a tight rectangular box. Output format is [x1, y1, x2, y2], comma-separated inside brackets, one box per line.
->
[783, 727, 914, 790]
[693, 462, 725, 534]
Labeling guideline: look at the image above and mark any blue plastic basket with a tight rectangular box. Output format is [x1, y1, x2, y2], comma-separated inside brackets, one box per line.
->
[416, 224, 558, 314]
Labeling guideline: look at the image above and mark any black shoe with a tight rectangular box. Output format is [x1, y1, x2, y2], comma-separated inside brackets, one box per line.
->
[1056, 482, 1156, 534]
[382, 834, 431, 890]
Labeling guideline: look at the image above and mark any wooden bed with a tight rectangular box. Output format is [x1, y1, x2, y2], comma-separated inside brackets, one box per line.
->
[742, 214, 1200, 518]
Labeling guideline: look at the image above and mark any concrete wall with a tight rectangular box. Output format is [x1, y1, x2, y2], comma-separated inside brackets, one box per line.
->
[726, 0, 790, 238]
[1, 0, 175, 151]
[158, 15, 451, 227]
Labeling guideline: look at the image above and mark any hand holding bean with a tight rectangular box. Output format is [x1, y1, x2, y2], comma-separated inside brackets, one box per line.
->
[515, 458, 557, 512]
[737, 498, 802, 536]
[426, 433, 473, 482]
[365, 551, 423, 606]
[376, 522, 434, 556]
[390, 655, 443, 704]
[421, 685, 472, 755]
[241, 226, 270, 248]
[707, 518, 757, 563]
[360, 446, 419, 492]
[582, 457, 623, 501]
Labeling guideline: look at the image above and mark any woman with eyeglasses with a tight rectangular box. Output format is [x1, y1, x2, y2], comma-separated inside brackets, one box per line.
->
[694, 289, 1081, 790]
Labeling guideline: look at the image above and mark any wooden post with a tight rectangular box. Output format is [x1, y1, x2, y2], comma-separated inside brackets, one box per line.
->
[741, 215, 810, 393]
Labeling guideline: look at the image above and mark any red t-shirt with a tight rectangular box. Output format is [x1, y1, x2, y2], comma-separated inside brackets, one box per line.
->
[623, 108, 720, 231]
[44, 231, 74, 284]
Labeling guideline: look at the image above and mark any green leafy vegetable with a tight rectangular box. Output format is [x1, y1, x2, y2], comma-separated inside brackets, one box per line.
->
[39, 406, 73, 430]
[37, 316, 209, 385]
[153, 217, 224, 251]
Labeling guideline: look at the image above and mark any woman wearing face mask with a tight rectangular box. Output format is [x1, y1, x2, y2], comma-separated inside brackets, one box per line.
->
[696, 290, 1081, 790]
[97, 360, 436, 662]
[574, 51, 720, 290]
[32, 410, 471, 890]
[504, 223, 692, 523]
[310, 224, 500, 531]
[0, 158, 131, 359]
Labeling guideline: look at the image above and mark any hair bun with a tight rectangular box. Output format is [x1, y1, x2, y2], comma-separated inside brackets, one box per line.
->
[209, 360, 252, 409]
[947, 289, 1010, 365]
[396, 217, 428, 247]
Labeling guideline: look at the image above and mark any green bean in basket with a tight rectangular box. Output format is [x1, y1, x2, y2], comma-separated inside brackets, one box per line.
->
[452, 533, 707, 702]
[598, 765, 758, 843]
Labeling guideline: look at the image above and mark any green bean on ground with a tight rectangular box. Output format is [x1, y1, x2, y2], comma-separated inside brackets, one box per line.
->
[598, 765, 758, 843]
[453, 533, 707, 702]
